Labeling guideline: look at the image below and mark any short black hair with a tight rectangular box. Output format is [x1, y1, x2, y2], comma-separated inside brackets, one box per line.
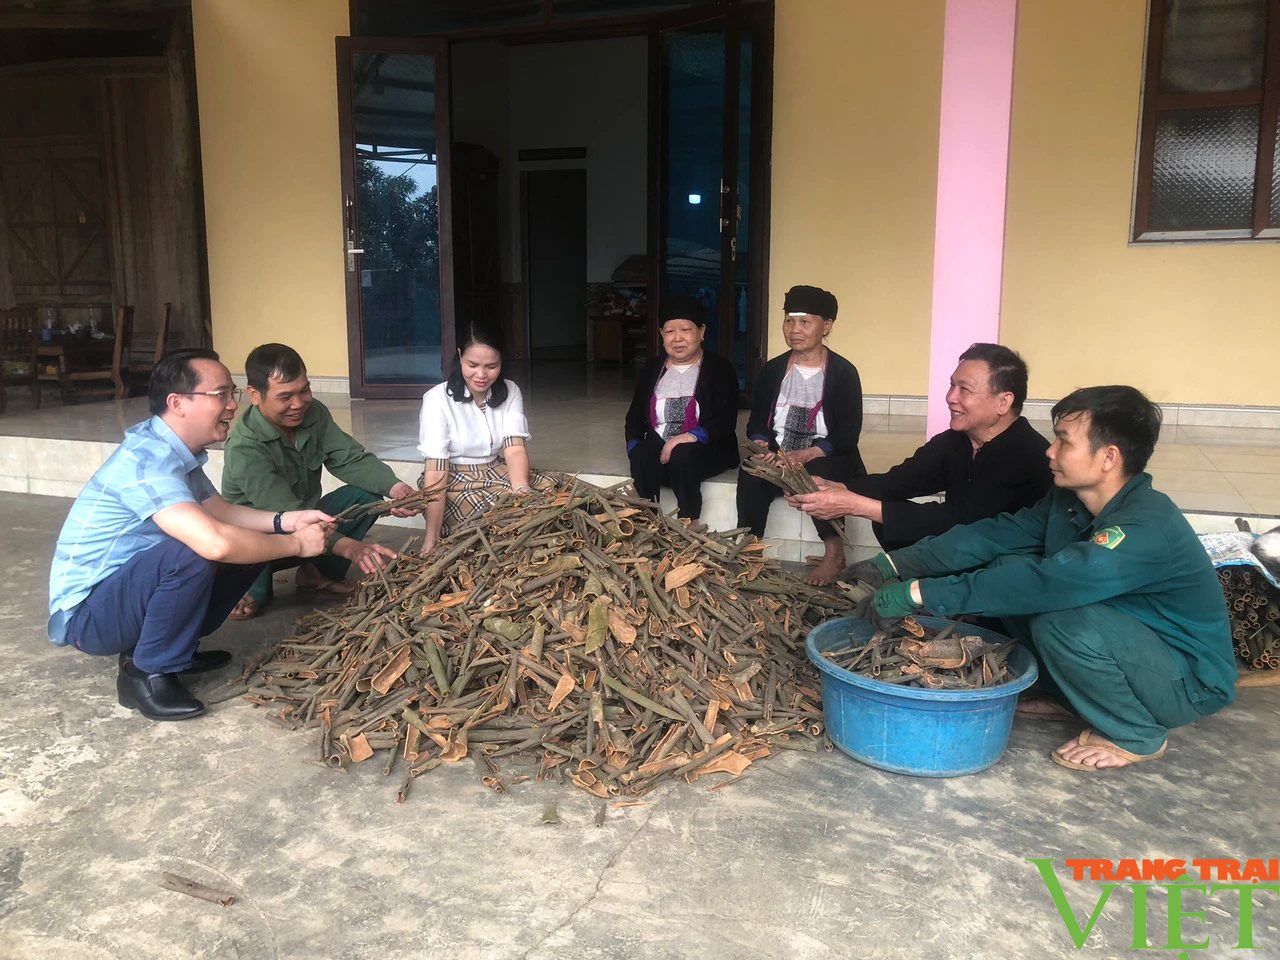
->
[149, 348, 221, 416]
[447, 322, 509, 407]
[245, 343, 306, 393]
[1051, 385, 1162, 476]
[958, 343, 1029, 414]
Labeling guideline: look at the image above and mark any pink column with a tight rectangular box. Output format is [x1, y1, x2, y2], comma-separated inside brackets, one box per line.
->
[925, 0, 1019, 438]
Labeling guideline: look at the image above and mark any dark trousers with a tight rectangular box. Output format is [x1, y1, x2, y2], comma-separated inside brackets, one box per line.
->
[245, 485, 381, 605]
[736, 453, 861, 539]
[871, 521, 916, 553]
[628, 433, 738, 519]
[1003, 605, 1204, 755]
[65, 536, 265, 674]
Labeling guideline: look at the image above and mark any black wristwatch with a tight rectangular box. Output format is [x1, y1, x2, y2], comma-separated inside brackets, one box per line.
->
[273, 511, 284, 534]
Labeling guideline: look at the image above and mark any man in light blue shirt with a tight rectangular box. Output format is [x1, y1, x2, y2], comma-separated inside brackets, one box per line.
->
[49, 349, 333, 721]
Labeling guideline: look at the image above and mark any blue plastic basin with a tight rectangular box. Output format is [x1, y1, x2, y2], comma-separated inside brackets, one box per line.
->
[806, 616, 1039, 777]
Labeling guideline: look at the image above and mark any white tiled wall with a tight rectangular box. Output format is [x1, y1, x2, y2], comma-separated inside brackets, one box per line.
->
[0, 438, 116, 497]
[0, 436, 880, 556]
[0, 436, 28, 477]
[5, 435, 1274, 550]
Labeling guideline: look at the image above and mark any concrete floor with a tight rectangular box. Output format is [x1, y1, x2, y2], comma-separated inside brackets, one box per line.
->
[3, 489, 1280, 959]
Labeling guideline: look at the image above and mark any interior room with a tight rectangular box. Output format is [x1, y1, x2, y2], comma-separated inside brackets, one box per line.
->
[449, 34, 651, 410]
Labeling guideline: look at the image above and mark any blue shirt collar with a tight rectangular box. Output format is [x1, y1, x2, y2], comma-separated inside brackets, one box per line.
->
[144, 415, 209, 471]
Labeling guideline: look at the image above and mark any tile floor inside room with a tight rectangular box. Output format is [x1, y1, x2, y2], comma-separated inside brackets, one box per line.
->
[2, 361, 1279, 526]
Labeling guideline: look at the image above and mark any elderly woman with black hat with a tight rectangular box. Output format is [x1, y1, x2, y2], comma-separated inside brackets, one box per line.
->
[624, 295, 740, 520]
[737, 284, 866, 585]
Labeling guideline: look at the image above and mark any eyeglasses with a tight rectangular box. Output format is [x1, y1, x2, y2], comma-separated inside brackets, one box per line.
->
[182, 387, 242, 404]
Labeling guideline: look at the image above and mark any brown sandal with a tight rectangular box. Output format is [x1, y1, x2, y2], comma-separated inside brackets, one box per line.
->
[227, 595, 262, 621]
[1051, 729, 1167, 772]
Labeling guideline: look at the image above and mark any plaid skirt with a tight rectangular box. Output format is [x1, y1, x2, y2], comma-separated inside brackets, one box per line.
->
[421, 459, 555, 537]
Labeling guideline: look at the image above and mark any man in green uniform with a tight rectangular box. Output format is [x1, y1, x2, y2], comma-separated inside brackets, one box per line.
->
[221, 343, 418, 618]
[848, 385, 1234, 771]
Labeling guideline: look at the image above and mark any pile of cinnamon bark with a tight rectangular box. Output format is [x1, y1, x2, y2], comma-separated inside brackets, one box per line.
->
[229, 478, 851, 801]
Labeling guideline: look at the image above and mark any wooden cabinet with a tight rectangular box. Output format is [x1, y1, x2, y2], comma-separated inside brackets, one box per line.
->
[588, 313, 622, 363]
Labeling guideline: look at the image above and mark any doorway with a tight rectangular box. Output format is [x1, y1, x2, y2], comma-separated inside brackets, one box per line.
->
[339, 1, 773, 400]
[336, 39, 453, 397]
[523, 169, 587, 360]
[448, 32, 648, 375]
[656, 16, 758, 390]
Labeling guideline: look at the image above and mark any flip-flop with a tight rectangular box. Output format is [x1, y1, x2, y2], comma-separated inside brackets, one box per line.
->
[1015, 697, 1078, 721]
[227, 596, 262, 621]
[1051, 728, 1167, 772]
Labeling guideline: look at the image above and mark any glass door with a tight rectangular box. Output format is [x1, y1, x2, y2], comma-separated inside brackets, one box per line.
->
[730, 26, 755, 392]
[654, 13, 758, 394]
[337, 38, 454, 398]
[656, 18, 726, 363]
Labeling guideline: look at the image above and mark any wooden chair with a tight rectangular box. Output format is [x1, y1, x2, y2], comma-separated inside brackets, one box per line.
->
[0, 307, 40, 414]
[129, 301, 171, 396]
[35, 338, 64, 402]
[62, 305, 135, 404]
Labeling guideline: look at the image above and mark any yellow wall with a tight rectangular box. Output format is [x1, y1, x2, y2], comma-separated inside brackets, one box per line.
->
[767, 0, 944, 396]
[1003, 0, 1280, 406]
[191, 0, 947, 391]
[190, 0, 1276, 405]
[192, 0, 350, 377]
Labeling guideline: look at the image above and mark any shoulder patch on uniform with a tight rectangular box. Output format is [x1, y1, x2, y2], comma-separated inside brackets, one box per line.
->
[1092, 526, 1125, 549]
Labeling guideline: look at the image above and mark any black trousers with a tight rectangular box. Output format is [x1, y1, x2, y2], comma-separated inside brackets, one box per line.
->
[628, 433, 738, 519]
[736, 453, 862, 539]
[871, 521, 917, 554]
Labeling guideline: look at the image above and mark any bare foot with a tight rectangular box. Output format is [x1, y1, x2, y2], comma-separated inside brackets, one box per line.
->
[806, 538, 846, 586]
[1051, 729, 1167, 771]
[807, 554, 844, 586]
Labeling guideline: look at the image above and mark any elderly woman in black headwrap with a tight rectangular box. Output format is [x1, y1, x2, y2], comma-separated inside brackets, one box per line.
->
[736, 284, 866, 585]
[624, 295, 740, 520]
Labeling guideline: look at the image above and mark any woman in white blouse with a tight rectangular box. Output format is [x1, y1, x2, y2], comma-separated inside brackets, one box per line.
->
[417, 325, 550, 551]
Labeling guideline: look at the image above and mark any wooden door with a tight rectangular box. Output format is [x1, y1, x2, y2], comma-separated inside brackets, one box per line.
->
[651, 5, 771, 397]
[0, 137, 112, 305]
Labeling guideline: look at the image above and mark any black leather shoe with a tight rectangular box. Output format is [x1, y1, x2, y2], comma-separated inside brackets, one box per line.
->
[117, 659, 205, 721]
[180, 649, 233, 674]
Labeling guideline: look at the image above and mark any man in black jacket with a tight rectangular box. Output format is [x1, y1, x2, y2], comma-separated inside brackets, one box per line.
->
[787, 343, 1051, 552]
[624, 296, 740, 520]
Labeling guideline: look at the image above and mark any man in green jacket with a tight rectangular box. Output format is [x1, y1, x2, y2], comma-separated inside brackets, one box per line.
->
[849, 385, 1234, 772]
[221, 343, 418, 618]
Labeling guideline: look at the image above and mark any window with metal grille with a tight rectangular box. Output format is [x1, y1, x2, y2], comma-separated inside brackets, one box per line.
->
[1134, 0, 1280, 241]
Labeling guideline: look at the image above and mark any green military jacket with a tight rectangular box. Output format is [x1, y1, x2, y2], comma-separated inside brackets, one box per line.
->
[221, 400, 398, 513]
[890, 473, 1235, 708]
